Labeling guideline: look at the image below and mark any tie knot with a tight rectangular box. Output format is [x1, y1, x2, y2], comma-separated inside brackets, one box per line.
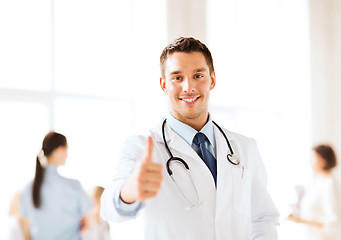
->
[193, 132, 208, 145]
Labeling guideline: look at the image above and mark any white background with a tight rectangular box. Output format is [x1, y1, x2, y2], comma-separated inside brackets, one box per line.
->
[0, 0, 317, 239]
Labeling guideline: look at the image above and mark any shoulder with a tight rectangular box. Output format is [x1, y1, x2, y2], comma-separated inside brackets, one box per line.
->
[120, 134, 148, 156]
[123, 134, 148, 146]
[58, 175, 83, 191]
[219, 126, 257, 147]
[322, 175, 339, 191]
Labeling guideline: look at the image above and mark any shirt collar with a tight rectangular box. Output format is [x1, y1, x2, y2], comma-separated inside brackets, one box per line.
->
[166, 113, 216, 148]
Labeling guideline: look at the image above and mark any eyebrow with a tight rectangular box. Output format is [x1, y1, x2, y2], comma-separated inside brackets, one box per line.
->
[169, 70, 182, 75]
[193, 68, 206, 73]
[169, 68, 207, 76]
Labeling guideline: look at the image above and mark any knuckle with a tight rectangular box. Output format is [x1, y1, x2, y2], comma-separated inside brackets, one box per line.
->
[141, 162, 148, 169]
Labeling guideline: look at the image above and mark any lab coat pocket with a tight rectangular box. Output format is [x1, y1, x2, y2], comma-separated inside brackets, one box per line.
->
[232, 167, 252, 215]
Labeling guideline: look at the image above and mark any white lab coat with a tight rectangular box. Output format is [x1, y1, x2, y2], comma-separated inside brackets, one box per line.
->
[101, 118, 279, 240]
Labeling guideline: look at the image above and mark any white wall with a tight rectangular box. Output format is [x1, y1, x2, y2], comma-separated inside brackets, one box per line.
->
[167, 0, 207, 43]
[310, 0, 341, 169]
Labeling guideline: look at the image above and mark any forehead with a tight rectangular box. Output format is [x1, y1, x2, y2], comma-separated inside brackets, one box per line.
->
[164, 52, 209, 74]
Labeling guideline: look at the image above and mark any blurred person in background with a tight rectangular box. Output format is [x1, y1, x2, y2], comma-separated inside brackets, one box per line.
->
[6, 191, 30, 240]
[81, 186, 111, 240]
[288, 144, 341, 240]
[20, 131, 92, 239]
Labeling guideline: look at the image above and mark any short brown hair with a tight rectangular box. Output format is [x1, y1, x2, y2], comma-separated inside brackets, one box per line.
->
[313, 144, 337, 171]
[160, 37, 214, 78]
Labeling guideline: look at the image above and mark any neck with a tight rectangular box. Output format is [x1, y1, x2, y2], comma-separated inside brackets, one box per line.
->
[315, 169, 332, 177]
[46, 157, 61, 167]
[171, 111, 209, 131]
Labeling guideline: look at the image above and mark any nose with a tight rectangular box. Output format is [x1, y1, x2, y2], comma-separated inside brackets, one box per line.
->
[182, 78, 195, 93]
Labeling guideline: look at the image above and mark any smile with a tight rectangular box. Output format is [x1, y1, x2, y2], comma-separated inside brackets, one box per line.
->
[180, 96, 200, 103]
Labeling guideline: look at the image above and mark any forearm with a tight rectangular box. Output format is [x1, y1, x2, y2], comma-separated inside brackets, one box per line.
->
[20, 218, 31, 240]
[289, 215, 323, 228]
[301, 219, 323, 228]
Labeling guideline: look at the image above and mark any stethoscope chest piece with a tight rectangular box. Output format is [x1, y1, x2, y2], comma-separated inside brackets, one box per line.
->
[227, 153, 240, 165]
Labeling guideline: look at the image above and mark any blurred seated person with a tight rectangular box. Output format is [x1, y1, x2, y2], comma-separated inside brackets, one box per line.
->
[6, 191, 30, 240]
[288, 144, 341, 240]
[81, 186, 111, 240]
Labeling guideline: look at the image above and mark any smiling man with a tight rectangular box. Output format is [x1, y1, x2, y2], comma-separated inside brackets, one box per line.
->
[161, 51, 215, 131]
[101, 37, 279, 240]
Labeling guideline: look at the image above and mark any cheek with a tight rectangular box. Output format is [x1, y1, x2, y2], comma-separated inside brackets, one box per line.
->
[167, 84, 180, 97]
[311, 157, 318, 166]
[62, 151, 67, 160]
[197, 81, 211, 92]
[318, 159, 326, 168]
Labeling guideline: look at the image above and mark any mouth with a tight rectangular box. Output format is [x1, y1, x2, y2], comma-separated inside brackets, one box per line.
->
[179, 96, 200, 104]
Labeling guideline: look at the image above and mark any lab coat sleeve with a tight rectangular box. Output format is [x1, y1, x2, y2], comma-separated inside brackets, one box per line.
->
[101, 135, 146, 222]
[250, 140, 280, 240]
[113, 181, 143, 216]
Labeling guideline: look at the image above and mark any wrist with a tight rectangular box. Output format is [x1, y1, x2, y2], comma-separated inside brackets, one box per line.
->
[119, 191, 136, 204]
[120, 180, 137, 204]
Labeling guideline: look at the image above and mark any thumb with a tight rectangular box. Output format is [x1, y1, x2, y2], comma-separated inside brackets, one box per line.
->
[143, 136, 154, 162]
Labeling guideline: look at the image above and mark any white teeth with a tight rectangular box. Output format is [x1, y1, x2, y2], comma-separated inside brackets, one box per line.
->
[182, 97, 198, 102]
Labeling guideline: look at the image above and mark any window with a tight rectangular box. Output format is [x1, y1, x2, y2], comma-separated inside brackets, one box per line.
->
[0, 0, 166, 239]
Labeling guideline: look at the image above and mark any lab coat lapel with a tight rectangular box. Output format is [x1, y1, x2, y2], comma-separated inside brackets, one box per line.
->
[214, 125, 234, 211]
[152, 118, 217, 208]
[214, 125, 231, 184]
[161, 120, 201, 162]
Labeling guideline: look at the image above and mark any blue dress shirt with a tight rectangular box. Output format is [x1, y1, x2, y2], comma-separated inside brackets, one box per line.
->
[21, 165, 92, 240]
[114, 113, 216, 216]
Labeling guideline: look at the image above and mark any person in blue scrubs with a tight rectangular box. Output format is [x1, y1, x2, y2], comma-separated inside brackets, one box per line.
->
[21, 132, 92, 240]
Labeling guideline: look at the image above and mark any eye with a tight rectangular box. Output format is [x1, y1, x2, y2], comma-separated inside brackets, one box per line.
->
[172, 76, 183, 81]
[194, 74, 204, 79]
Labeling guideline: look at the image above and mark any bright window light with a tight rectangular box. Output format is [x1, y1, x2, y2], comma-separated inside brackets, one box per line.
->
[0, 101, 50, 236]
[54, 0, 132, 98]
[0, 0, 166, 239]
[0, 0, 51, 91]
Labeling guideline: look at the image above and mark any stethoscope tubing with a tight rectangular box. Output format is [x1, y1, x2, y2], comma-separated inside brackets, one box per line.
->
[161, 118, 240, 208]
[162, 118, 239, 173]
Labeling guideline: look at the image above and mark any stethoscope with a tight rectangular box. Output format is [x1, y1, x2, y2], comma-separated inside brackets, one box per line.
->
[162, 119, 240, 209]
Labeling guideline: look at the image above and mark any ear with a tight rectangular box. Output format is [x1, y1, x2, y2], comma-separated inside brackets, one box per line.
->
[160, 77, 168, 94]
[210, 71, 216, 90]
[53, 146, 63, 155]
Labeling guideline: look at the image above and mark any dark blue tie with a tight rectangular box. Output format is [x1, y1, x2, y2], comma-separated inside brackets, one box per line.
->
[193, 132, 217, 186]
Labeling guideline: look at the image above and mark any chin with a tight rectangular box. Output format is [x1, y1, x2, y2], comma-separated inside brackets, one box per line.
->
[179, 111, 202, 120]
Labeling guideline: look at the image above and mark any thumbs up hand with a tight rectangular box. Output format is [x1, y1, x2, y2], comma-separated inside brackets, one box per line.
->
[120, 136, 163, 203]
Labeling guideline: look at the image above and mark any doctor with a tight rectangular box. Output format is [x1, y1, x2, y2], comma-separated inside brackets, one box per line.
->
[101, 37, 279, 239]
